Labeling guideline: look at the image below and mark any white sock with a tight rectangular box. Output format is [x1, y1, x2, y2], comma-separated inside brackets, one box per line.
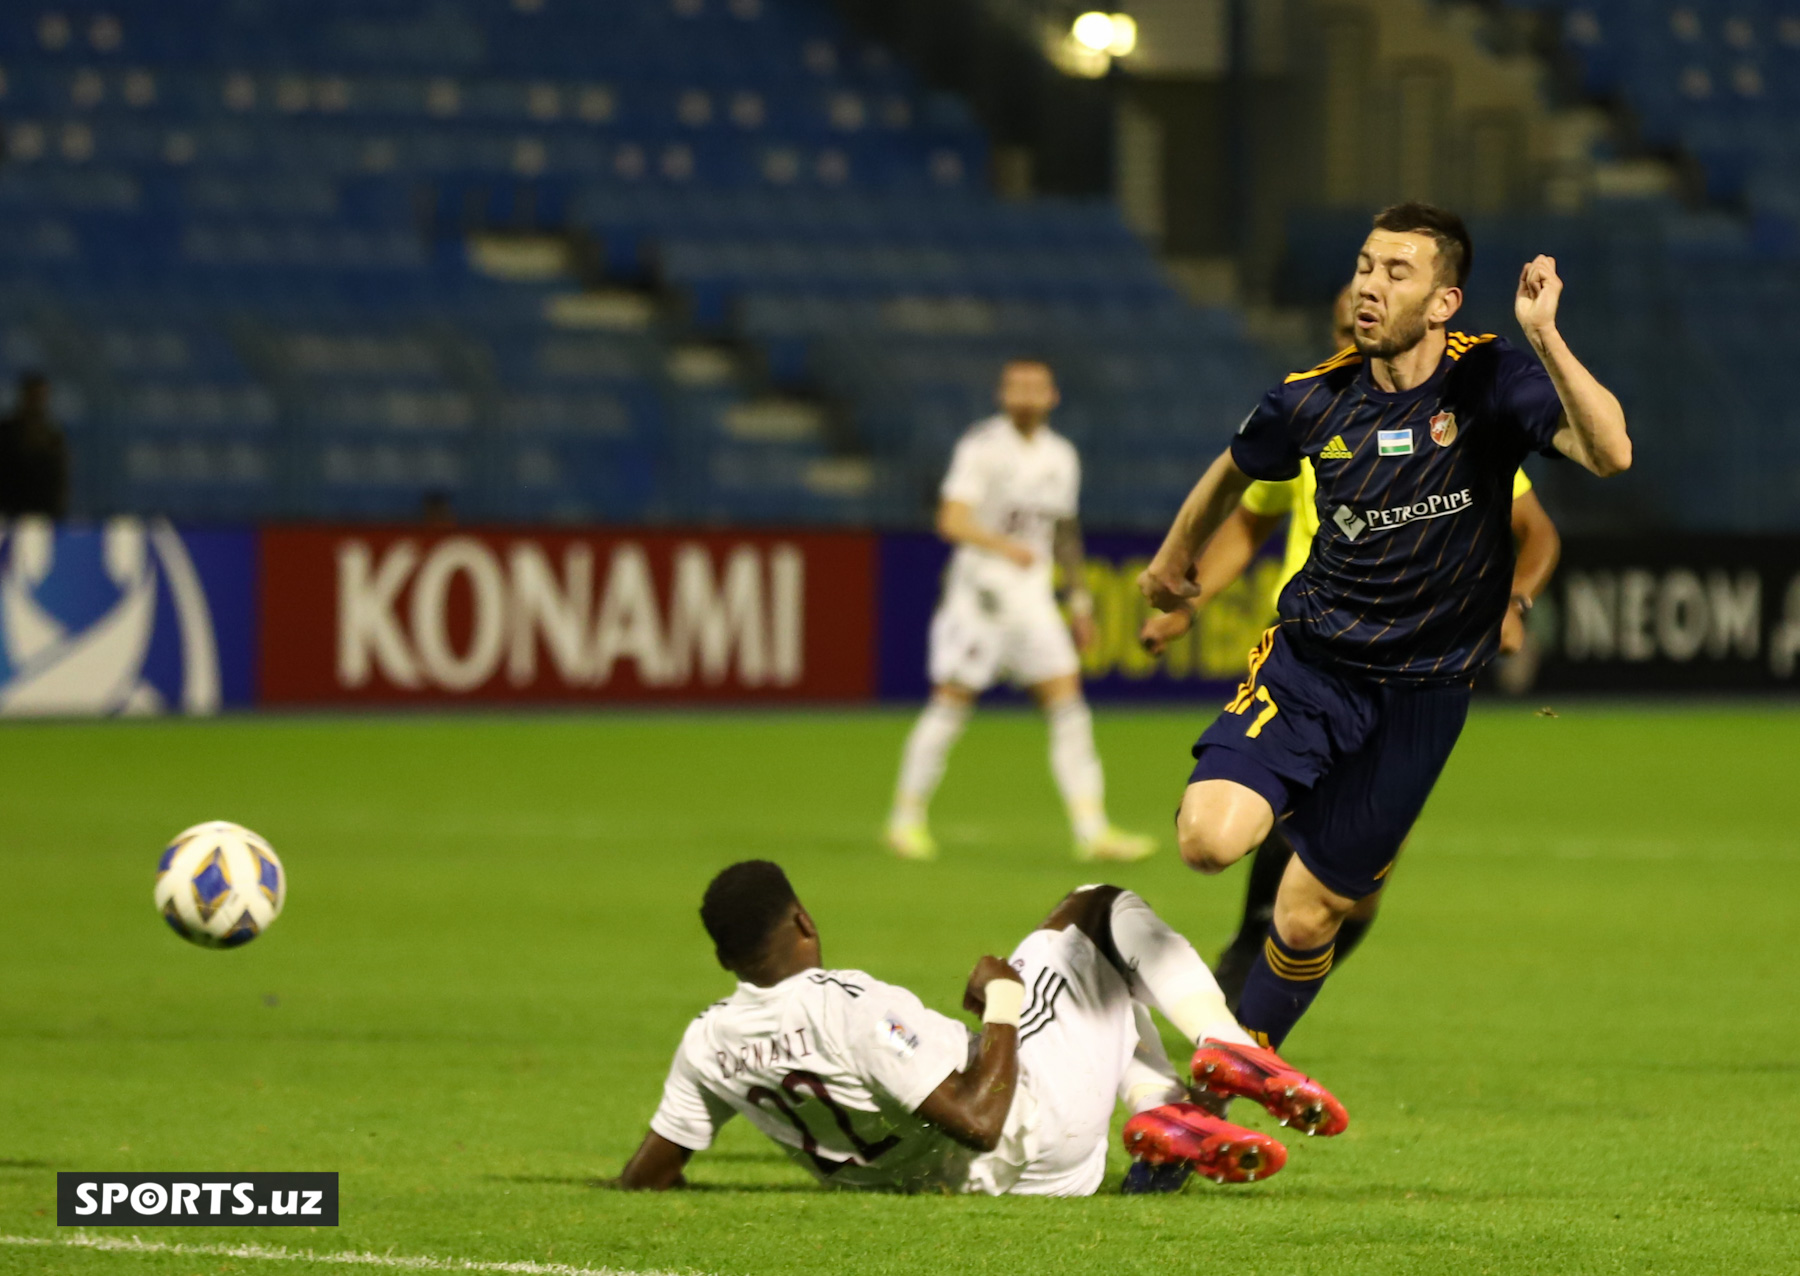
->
[890, 697, 971, 826]
[1046, 697, 1107, 842]
[1121, 1003, 1187, 1114]
[1111, 890, 1255, 1047]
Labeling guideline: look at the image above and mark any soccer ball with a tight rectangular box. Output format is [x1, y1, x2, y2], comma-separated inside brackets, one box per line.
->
[154, 821, 286, 949]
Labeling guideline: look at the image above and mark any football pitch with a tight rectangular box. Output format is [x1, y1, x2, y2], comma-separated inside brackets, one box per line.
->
[2, 704, 1797, 1275]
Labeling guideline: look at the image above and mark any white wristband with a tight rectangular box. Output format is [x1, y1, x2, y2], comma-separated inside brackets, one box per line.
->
[981, 979, 1024, 1027]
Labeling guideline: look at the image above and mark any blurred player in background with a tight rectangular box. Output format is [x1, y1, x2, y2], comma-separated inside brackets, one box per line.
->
[1138, 202, 1631, 1051]
[883, 360, 1155, 864]
[619, 861, 1346, 1196]
[1140, 285, 1562, 1007]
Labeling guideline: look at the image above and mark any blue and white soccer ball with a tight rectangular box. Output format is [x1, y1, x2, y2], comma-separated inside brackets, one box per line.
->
[154, 821, 286, 948]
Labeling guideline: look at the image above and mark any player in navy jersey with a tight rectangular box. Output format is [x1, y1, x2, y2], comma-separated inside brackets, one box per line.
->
[1137, 202, 1632, 1054]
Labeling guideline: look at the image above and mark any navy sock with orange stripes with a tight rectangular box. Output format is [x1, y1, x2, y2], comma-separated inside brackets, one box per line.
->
[1234, 928, 1335, 1050]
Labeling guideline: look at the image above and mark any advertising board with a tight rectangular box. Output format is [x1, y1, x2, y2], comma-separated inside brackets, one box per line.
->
[259, 528, 876, 705]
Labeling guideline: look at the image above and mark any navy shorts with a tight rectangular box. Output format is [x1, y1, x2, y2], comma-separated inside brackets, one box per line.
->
[1189, 627, 1471, 899]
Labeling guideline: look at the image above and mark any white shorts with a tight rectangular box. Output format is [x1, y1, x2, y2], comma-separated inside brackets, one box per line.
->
[964, 925, 1166, 1198]
[927, 579, 1080, 693]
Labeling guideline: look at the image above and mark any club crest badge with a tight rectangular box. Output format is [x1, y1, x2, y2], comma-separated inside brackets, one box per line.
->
[1429, 411, 1458, 447]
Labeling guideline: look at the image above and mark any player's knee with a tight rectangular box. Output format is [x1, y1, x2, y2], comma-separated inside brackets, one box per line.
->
[1176, 780, 1272, 875]
[1043, 884, 1121, 934]
[932, 683, 977, 709]
[1175, 818, 1249, 875]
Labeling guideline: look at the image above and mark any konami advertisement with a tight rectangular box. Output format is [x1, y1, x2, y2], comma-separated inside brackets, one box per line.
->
[257, 528, 877, 704]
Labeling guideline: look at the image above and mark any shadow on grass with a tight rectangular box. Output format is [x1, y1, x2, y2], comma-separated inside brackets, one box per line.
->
[0, 1160, 53, 1170]
[487, 1170, 821, 1195]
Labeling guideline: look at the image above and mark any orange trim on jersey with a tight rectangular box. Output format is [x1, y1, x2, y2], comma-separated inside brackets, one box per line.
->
[1444, 332, 1497, 361]
[1283, 346, 1363, 384]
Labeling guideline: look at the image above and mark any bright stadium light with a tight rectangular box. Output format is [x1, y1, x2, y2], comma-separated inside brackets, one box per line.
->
[1071, 11, 1117, 52]
[1104, 14, 1137, 56]
[1060, 12, 1134, 76]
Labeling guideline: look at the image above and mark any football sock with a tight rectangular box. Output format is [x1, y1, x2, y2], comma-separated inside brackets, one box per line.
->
[1046, 696, 1108, 842]
[1109, 890, 1255, 1047]
[1120, 1003, 1186, 1114]
[890, 697, 970, 825]
[1235, 927, 1335, 1050]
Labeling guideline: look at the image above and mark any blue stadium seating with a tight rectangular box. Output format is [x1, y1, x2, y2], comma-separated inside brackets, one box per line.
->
[0, 0, 1276, 528]
[1475, 0, 1800, 527]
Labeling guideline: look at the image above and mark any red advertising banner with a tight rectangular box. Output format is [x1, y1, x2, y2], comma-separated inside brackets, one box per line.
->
[259, 528, 876, 704]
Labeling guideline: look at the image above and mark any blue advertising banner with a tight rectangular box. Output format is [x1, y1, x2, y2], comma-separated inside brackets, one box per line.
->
[875, 533, 952, 703]
[875, 531, 1286, 704]
[0, 518, 257, 717]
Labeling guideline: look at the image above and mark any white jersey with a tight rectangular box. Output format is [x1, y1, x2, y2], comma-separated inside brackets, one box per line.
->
[929, 416, 1083, 692]
[940, 415, 1080, 599]
[650, 927, 1166, 1197]
[650, 968, 998, 1193]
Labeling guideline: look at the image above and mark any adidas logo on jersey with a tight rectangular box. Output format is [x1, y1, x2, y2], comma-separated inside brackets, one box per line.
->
[1320, 435, 1354, 460]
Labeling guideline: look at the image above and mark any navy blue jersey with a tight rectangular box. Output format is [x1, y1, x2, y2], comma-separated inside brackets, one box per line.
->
[1232, 333, 1564, 684]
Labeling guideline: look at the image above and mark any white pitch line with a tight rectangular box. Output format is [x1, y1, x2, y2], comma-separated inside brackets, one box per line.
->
[0, 1234, 696, 1276]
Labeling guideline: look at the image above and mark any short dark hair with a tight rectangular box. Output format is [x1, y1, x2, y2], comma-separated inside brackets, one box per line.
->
[1371, 202, 1471, 290]
[700, 861, 799, 968]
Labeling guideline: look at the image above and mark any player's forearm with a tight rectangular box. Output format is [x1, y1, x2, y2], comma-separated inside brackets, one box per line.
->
[1190, 508, 1282, 611]
[920, 965, 1022, 1154]
[1153, 451, 1253, 581]
[1509, 499, 1560, 603]
[1053, 519, 1091, 613]
[619, 1131, 692, 1190]
[1532, 327, 1632, 477]
[936, 503, 1015, 556]
[945, 1026, 1019, 1152]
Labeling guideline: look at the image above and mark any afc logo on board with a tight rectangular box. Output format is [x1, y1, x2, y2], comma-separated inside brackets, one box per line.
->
[0, 518, 221, 717]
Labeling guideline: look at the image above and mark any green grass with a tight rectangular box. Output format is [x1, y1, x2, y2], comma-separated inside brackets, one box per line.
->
[1, 705, 1797, 1275]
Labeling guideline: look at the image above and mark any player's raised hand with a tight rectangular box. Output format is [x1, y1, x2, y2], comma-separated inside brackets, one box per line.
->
[1515, 254, 1563, 342]
[1139, 606, 1194, 656]
[961, 954, 1024, 1017]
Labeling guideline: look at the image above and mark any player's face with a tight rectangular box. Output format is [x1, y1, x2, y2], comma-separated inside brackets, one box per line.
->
[1349, 231, 1456, 359]
[998, 362, 1059, 422]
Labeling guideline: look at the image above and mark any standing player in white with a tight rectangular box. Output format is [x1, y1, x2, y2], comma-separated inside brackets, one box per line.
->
[884, 360, 1155, 863]
[619, 861, 1348, 1196]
